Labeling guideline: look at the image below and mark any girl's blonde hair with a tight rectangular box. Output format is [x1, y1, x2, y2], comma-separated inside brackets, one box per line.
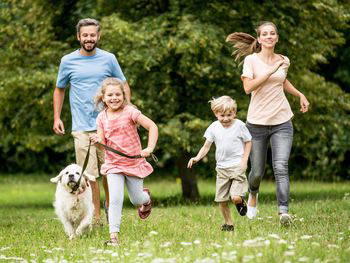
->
[95, 77, 127, 110]
[226, 21, 278, 63]
[209, 96, 237, 114]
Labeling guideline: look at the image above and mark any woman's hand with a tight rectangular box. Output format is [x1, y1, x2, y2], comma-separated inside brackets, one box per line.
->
[299, 93, 309, 113]
[240, 160, 248, 173]
[140, 147, 153, 158]
[269, 59, 285, 75]
[89, 133, 101, 144]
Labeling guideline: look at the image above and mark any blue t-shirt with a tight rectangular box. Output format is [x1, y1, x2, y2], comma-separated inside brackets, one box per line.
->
[56, 48, 126, 131]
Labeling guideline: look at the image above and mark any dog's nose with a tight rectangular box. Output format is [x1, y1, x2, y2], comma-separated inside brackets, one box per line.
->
[69, 174, 74, 180]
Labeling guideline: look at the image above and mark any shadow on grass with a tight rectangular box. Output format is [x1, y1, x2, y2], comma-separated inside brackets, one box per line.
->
[0, 189, 348, 209]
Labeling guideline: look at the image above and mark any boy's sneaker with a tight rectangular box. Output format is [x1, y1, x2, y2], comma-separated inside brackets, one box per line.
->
[235, 198, 247, 216]
[221, 224, 234, 232]
[280, 213, 292, 226]
[246, 193, 258, 219]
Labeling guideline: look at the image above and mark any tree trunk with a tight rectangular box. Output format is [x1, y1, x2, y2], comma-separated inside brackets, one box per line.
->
[177, 152, 200, 201]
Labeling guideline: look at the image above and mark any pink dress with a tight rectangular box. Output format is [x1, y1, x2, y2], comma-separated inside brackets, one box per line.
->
[96, 105, 153, 178]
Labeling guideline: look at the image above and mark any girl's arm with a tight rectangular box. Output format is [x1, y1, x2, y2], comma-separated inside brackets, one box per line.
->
[283, 79, 309, 113]
[137, 114, 158, 157]
[240, 141, 252, 171]
[187, 140, 213, 168]
[242, 59, 285, 94]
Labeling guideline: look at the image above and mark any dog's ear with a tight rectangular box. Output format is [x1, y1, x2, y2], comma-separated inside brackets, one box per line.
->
[83, 171, 96, 182]
[50, 169, 65, 183]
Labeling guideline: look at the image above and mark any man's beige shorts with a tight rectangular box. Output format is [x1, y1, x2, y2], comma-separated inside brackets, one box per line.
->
[71, 131, 104, 178]
[215, 165, 248, 202]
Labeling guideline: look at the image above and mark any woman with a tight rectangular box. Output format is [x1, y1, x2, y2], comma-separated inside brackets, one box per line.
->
[226, 21, 309, 225]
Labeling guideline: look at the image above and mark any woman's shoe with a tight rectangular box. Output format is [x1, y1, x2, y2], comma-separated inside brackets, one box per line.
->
[247, 193, 258, 219]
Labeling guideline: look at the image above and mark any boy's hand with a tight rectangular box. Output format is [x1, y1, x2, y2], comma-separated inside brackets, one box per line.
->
[89, 133, 100, 144]
[240, 160, 248, 173]
[187, 157, 199, 168]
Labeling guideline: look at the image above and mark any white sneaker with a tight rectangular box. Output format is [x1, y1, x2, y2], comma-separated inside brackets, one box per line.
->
[280, 213, 292, 226]
[247, 206, 257, 219]
[246, 193, 258, 219]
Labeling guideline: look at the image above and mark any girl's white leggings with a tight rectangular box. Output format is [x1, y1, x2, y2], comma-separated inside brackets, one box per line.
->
[107, 173, 150, 233]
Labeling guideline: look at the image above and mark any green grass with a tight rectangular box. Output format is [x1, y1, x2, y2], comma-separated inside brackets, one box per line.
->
[0, 174, 349, 262]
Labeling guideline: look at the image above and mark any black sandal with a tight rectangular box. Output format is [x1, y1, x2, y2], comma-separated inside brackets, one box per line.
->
[235, 198, 247, 216]
[104, 237, 119, 246]
[221, 224, 234, 231]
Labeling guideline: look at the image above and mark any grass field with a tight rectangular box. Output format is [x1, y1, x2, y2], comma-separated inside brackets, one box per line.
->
[0, 174, 349, 262]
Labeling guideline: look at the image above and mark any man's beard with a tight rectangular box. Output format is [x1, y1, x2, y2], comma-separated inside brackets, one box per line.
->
[80, 41, 97, 53]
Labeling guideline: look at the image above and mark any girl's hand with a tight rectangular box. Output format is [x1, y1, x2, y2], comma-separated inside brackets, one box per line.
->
[187, 157, 199, 168]
[269, 59, 285, 75]
[140, 147, 153, 158]
[89, 133, 101, 144]
[299, 93, 310, 113]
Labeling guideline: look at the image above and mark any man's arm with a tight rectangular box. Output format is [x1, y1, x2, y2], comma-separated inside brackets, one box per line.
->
[124, 81, 131, 103]
[53, 87, 66, 135]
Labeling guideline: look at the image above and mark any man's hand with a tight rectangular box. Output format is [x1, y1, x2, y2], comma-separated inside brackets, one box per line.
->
[53, 119, 65, 135]
[187, 157, 199, 168]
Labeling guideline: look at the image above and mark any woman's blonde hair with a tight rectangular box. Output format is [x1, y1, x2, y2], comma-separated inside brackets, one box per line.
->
[226, 21, 278, 63]
[209, 96, 237, 114]
[95, 77, 127, 110]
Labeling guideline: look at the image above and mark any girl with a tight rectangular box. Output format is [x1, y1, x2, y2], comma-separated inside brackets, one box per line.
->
[226, 21, 309, 225]
[90, 77, 158, 246]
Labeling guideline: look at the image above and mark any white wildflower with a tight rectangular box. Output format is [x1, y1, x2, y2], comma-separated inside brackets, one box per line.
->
[284, 251, 295, 256]
[327, 244, 339, 248]
[193, 240, 201, 245]
[180, 242, 192, 246]
[137, 252, 152, 258]
[300, 235, 312, 240]
[268, 234, 280, 239]
[278, 239, 288, 244]
[242, 255, 255, 262]
[149, 231, 158, 236]
[211, 243, 222, 248]
[298, 257, 309, 262]
[160, 242, 172, 248]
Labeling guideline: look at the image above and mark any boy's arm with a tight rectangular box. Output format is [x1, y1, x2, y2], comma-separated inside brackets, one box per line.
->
[187, 140, 213, 168]
[240, 141, 252, 171]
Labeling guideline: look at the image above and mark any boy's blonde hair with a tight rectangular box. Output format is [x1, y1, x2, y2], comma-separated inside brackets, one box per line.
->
[209, 95, 237, 113]
[95, 77, 127, 110]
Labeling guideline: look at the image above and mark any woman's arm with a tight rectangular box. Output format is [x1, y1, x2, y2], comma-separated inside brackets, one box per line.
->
[187, 140, 213, 168]
[242, 59, 285, 94]
[283, 79, 310, 113]
[137, 114, 159, 157]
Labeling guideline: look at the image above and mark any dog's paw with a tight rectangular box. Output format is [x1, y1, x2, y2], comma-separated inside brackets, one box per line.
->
[68, 233, 76, 240]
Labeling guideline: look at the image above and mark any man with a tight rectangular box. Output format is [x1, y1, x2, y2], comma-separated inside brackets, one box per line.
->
[53, 18, 130, 224]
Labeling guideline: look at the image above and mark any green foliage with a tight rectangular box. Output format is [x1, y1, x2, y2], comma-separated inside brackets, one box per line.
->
[0, 0, 349, 180]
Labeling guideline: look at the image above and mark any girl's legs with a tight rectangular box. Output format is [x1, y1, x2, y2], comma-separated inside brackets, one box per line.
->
[107, 173, 125, 239]
[125, 176, 150, 207]
[270, 120, 293, 214]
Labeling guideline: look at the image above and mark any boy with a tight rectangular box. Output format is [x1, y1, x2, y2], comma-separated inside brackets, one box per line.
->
[188, 96, 252, 231]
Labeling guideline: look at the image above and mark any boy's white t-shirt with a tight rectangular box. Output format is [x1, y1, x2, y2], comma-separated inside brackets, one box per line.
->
[204, 119, 252, 168]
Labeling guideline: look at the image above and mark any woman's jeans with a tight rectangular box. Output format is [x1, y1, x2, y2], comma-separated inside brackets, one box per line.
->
[246, 120, 293, 214]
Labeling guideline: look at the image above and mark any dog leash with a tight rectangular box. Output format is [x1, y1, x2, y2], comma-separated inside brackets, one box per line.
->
[71, 140, 91, 193]
[95, 141, 158, 163]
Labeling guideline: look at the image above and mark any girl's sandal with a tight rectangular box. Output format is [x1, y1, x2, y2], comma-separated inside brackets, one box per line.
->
[138, 188, 152, 220]
[104, 237, 119, 247]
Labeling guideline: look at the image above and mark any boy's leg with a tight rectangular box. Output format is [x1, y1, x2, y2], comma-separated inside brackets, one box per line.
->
[229, 166, 248, 216]
[219, 202, 233, 225]
[107, 173, 125, 233]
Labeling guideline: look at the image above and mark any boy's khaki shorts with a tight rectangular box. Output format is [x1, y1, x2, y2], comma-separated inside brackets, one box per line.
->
[214, 165, 248, 202]
[71, 131, 104, 178]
